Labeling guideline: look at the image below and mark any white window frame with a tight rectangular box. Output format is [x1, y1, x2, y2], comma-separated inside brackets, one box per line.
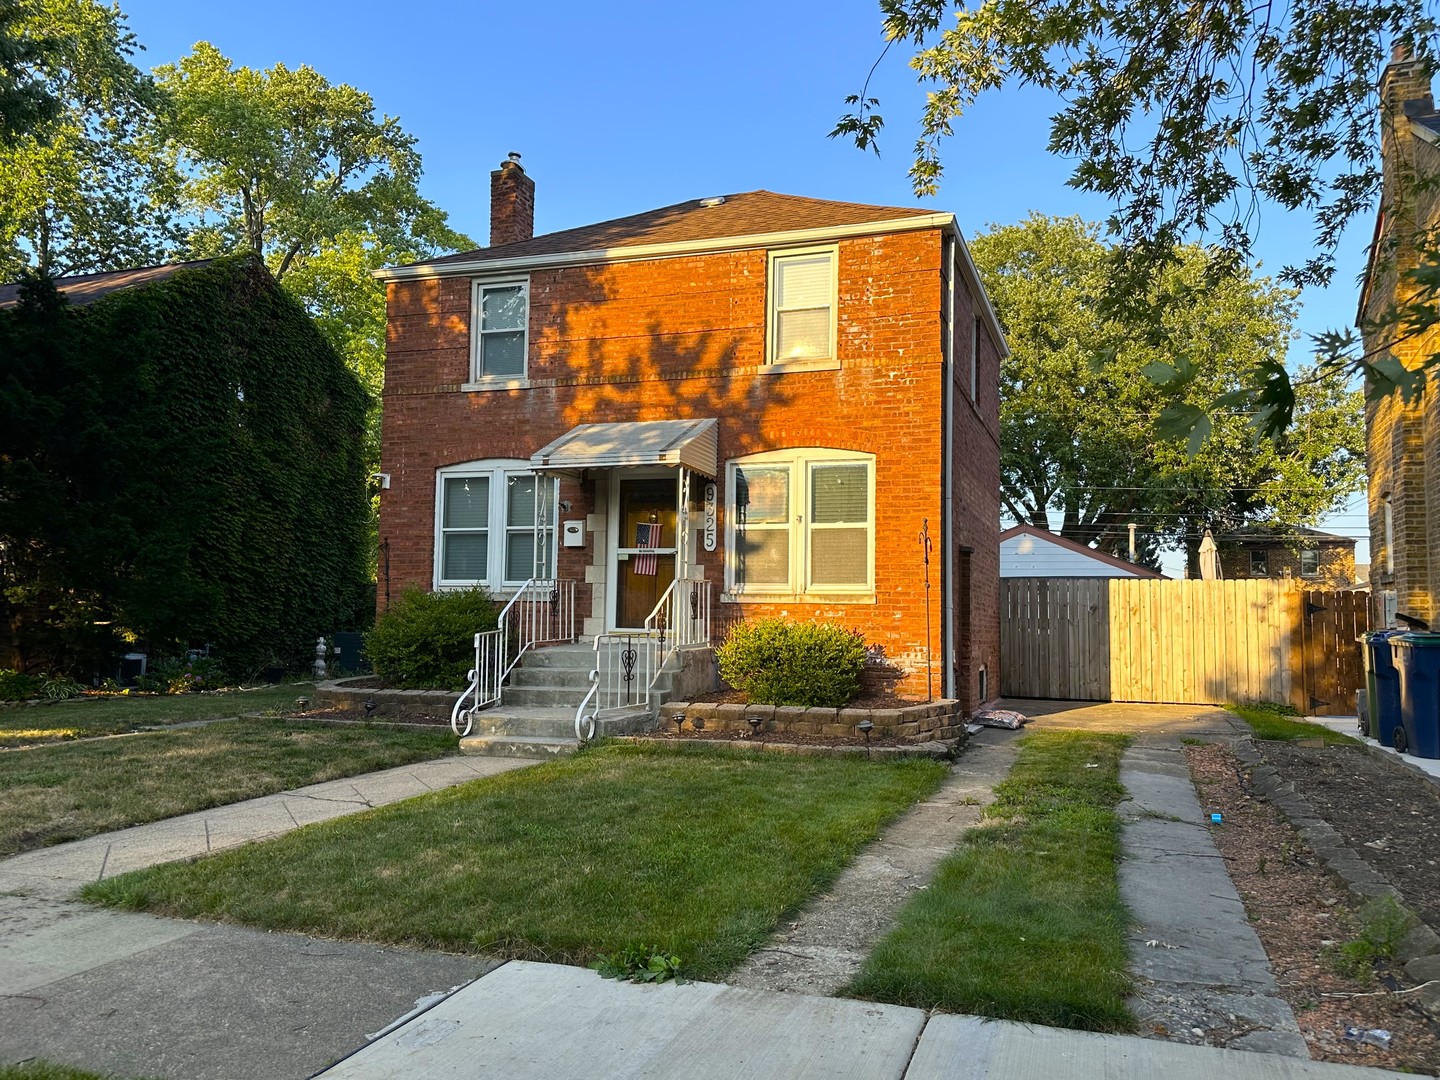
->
[1383, 495, 1394, 574]
[724, 448, 875, 600]
[434, 458, 557, 591]
[1299, 548, 1320, 578]
[765, 245, 839, 367]
[469, 277, 530, 385]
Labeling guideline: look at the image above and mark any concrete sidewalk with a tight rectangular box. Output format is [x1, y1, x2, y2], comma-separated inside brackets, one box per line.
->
[317, 960, 1408, 1079]
[1, 753, 538, 1079]
[0, 754, 526, 901]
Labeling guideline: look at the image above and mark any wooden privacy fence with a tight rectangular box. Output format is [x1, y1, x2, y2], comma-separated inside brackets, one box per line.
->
[1000, 578, 1368, 714]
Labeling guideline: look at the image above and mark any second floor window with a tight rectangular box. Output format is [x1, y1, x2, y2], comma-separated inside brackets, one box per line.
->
[768, 249, 835, 364]
[473, 280, 528, 380]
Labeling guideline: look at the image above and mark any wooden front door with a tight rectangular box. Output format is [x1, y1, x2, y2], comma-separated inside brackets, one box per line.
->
[613, 476, 677, 629]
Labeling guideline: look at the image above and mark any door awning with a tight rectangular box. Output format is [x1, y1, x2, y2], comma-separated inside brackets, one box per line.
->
[530, 418, 718, 477]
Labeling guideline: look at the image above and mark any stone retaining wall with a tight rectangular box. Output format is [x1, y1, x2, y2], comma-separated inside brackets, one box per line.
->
[312, 677, 461, 720]
[659, 698, 965, 744]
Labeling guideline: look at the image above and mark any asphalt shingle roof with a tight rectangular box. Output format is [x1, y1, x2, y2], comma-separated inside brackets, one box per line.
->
[409, 190, 939, 269]
[0, 260, 213, 310]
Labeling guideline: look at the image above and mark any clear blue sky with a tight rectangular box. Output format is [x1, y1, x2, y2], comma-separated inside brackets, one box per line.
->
[119, 0, 1373, 568]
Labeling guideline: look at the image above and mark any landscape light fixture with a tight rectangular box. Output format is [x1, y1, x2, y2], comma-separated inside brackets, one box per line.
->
[747, 714, 763, 738]
[858, 717, 874, 757]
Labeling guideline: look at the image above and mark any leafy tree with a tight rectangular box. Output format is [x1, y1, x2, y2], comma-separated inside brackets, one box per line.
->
[975, 215, 1366, 570]
[835, 0, 1439, 433]
[0, 0, 60, 144]
[0, 0, 179, 277]
[155, 43, 473, 475]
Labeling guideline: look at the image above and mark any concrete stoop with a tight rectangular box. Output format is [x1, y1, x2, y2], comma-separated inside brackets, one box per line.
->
[459, 643, 663, 758]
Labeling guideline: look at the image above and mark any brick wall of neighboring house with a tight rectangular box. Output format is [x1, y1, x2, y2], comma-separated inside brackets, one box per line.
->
[1217, 542, 1356, 589]
[1361, 55, 1440, 627]
[379, 227, 992, 700]
[949, 262, 1002, 712]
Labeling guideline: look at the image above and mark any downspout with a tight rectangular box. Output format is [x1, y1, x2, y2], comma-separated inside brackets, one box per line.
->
[941, 231, 957, 700]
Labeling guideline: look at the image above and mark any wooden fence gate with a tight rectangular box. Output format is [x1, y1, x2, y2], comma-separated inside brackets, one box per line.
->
[999, 578, 1368, 714]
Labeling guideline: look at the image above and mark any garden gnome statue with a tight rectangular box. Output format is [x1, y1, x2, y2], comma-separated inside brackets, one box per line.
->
[313, 636, 328, 679]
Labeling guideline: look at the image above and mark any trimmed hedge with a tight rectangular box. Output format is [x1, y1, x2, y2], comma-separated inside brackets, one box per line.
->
[0, 256, 372, 677]
[715, 618, 868, 708]
[365, 588, 500, 690]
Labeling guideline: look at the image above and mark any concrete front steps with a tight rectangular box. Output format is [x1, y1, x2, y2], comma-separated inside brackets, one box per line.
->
[459, 643, 658, 758]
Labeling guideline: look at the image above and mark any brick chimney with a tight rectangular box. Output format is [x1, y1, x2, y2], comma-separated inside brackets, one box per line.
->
[1378, 47, 1437, 235]
[490, 152, 535, 248]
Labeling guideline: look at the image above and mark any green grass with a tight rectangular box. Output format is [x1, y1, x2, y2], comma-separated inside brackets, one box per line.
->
[0, 1063, 156, 1080]
[0, 684, 312, 746]
[83, 742, 946, 980]
[844, 731, 1135, 1032]
[0, 719, 456, 855]
[1228, 702, 1360, 745]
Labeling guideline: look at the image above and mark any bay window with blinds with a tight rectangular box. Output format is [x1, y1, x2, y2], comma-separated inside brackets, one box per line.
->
[767, 247, 836, 365]
[727, 449, 874, 598]
[434, 460, 556, 590]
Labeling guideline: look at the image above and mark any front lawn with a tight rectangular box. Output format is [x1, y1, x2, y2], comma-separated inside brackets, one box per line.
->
[0, 1063, 155, 1080]
[0, 719, 456, 855]
[84, 742, 947, 980]
[0, 684, 311, 747]
[845, 731, 1135, 1032]
[1228, 702, 1359, 745]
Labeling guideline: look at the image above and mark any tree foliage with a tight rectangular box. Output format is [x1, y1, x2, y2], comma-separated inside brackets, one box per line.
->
[837, 0, 1440, 433]
[0, 0, 179, 277]
[974, 215, 1366, 568]
[0, 257, 372, 677]
[0, 0, 60, 144]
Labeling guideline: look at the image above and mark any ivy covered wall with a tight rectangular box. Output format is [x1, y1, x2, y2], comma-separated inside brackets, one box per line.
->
[0, 255, 372, 677]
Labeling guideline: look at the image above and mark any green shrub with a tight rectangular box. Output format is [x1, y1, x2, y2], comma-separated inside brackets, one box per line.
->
[715, 619, 868, 708]
[365, 588, 500, 689]
[0, 670, 41, 702]
[139, 655, 227, 694]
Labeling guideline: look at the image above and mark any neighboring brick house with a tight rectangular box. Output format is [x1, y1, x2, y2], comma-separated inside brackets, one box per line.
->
[1358, 49, 1440, 628]
[1217, 527, 1357, 589]
[374, 155, 1006, 708]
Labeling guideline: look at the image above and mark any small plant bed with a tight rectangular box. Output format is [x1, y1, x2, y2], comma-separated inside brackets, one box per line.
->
[1187, 743, 1440, 1072]
[0, 719, 457, 855]
[642, 726, 908, 748]
[685, 686, 921, 711]
[844, 731, 1135, 1032]
[0, 685, 313, 748]
[662, 699, 964, 744]
[83, 742, 947, 980]
[1228, 702, 1360, 746]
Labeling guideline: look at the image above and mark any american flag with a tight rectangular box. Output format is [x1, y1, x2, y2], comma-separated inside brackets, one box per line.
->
[634, 522, 660, 576]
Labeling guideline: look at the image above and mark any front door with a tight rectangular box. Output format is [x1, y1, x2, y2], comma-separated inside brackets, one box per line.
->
[613, 476, 677, 628]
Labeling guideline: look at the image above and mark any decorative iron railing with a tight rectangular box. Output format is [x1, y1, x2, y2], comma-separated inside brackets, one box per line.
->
[451, 578, 577, 737]
[573, 631, 661, 742]
[643, 575, 711, 658]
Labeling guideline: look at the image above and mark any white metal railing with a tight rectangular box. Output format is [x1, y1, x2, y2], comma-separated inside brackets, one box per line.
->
[452, 578, 577, 737]
[574, 631, 662, 742]
[452, 628, 504, 736]
[644, 576, 711, 656]
[500, 578, 577, 679]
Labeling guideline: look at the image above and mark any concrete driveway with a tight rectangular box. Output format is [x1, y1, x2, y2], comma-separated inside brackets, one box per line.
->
[1000, 697, 1245, 744]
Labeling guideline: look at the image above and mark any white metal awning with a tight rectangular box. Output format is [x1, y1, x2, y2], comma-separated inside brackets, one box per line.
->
[529, 418, 718, 477]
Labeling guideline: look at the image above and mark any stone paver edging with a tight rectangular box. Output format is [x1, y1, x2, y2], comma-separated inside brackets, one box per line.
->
[1233, 737, 1440, 1016]
[662, 698, 967, 744]
[622, 735, 955, 759]
[315, 677, 461, 719]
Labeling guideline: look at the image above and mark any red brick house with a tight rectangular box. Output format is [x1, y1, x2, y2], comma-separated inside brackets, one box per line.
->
[374, 156, 1005, 721]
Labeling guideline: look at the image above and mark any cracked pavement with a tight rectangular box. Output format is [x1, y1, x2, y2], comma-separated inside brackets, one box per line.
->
[0, 753, 537, 1078]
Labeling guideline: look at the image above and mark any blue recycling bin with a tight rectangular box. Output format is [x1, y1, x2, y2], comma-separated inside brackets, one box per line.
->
[1360, 630, 1405, 746]
[1392, 632, 1440, 759]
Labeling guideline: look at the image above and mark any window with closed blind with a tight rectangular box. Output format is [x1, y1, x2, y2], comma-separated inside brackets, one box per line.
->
[727, 449, 874, 598]
[767, 248, 836, 365]
[435, 460, 557, 590]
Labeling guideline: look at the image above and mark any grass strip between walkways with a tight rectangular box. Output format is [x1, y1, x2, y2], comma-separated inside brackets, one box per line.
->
[84, 741, 946, 981]
[0, 684, 312, 746]
[0, 1063, 158, 1080]
[846, 730, 1135, 1032]
[0, 719, 457, 855]
[1228, 702, 1360, 746]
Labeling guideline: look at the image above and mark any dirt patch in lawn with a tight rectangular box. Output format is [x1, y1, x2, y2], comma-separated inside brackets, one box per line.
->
[1187, 743, 1440, 1072]
[1256, 742, 1440, 932]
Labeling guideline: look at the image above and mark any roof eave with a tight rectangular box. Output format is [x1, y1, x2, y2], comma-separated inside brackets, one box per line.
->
[373, 213, 955, 282]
